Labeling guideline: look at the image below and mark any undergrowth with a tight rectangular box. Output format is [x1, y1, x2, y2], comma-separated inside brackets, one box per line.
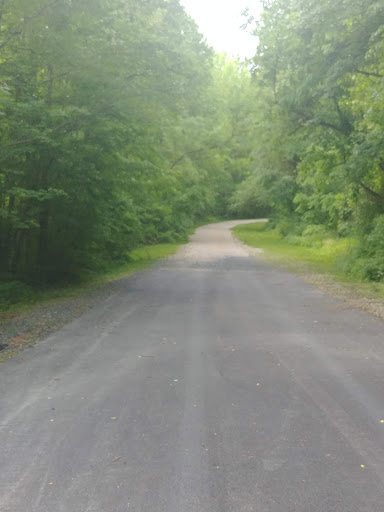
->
[232, 222, 354, 274]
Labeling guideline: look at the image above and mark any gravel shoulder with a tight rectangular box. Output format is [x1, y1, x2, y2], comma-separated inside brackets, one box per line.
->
[0, 277, 141, 362]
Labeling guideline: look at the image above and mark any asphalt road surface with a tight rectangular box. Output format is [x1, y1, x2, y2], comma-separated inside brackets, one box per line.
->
[1, 220, 384, 512]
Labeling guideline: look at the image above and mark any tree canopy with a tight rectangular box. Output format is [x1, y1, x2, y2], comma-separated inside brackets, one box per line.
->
[232, 0, 384, 279]
[0, 0, 253, 286]
[2, 0, 384, 294]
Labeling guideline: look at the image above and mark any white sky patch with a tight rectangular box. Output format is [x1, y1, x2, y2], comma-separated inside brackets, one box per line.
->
[180, 0, 262, 58]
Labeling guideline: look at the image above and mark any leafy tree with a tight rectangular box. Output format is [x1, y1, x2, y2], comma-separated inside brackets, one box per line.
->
[0, 0, 258, 293]
[0, 0, 215, 283]
[234, 0, 384, 252]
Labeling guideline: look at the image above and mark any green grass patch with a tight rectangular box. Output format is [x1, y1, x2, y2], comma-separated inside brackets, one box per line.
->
[232, 222, 352, 272]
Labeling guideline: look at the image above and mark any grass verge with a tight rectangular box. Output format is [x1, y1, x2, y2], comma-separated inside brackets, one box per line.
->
[232, 222, 384, 302]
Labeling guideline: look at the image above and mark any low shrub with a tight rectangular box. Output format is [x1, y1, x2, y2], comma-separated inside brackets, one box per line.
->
[299, 224, 332, 248]
[0, 281, 34, 309]
[343, 215, 384, 281]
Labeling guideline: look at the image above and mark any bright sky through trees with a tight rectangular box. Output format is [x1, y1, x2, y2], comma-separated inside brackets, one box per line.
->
[180, 0, 261, 58]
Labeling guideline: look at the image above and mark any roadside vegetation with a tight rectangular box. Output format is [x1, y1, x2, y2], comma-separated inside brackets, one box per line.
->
[0, 242, 181, 312]
[233, 222, 384, 301]
[1, 0, 384, 310]
[232, 223, 353, 274]
[0, 0, 256, 307]
[230, 0, 384, 289]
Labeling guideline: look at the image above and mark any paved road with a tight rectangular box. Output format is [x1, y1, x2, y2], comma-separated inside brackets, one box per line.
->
[1, 220, 384, 512]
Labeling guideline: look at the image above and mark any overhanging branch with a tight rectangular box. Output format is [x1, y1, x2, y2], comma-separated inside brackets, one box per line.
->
[355, 69, 383, 79]
[359, 181, 384, 202]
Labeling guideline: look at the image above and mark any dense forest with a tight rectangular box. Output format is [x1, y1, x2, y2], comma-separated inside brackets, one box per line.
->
[0, 0, 256, 291]
[1, 0, 384, 300]
[233, 0, 384, 281]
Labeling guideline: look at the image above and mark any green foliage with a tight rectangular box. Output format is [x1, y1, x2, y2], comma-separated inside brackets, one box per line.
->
[233, 0, 384, 281]
[0, 281, 33, 308]
[0, 241, 181, 311]
[232, 222, 354, 275]
[343, 216, 384, 281]
[0, 0, 255, 294]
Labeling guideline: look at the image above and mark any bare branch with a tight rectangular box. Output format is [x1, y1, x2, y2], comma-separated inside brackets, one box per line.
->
[359, 181, 384, 202]
[9, 45, 39, 54]
[355, 69, 383, 79]
[292, 108, 348, 136]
